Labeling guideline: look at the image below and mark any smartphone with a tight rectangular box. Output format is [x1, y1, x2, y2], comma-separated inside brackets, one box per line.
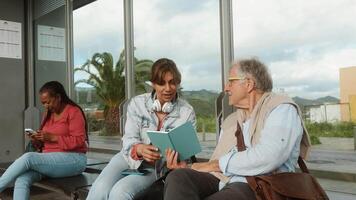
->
[24, 128, 37, 136]
[121, 169, 150, 176]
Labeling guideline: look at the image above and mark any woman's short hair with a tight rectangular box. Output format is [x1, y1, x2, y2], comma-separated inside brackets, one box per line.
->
[150, 58, 181, 85]
[236, 58, 273, 92]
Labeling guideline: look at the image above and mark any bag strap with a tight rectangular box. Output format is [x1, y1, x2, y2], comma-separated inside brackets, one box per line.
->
[234, 122, 310, 173]
[234, 123, 258, 190]
[297, 156, 309, 173]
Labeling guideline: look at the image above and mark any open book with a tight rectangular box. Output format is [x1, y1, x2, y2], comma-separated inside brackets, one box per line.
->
[147, 122, 201, 161]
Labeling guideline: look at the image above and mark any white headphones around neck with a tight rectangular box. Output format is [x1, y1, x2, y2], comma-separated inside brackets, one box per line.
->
[152, 99, 174, 113]
[151, 91, 176, 113]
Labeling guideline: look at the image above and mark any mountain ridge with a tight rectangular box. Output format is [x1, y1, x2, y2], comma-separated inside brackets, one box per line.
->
[182, 90, 340, 117]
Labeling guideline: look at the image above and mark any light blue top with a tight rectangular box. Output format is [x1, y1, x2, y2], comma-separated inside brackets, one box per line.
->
[218, 104, 303, 189]
[122, 93, 196, 169]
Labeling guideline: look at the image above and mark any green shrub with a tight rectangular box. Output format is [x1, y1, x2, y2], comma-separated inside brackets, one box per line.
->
[196, 117, 216, 133]
[306, 121, 355, 138]
[310, 135, 321, 145]
[86, 116, 104, 133]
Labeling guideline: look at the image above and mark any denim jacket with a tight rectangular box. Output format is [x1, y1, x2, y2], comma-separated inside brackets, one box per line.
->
[122, 93, 196, 169]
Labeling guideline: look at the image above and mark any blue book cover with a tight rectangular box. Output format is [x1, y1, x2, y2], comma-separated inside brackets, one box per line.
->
[147, 122, 201, 161]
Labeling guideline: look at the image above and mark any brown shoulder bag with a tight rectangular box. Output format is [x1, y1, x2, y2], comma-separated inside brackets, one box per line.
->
[235, 123, 329, 200]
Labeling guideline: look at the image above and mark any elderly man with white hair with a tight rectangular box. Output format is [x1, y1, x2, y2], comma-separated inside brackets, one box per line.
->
[163, 58, 311, 200]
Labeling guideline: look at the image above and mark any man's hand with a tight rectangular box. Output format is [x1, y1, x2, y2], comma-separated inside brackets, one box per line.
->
[166, 148, 187, 169]
[32, 131, 58, 142]
[191, 160, 221, 173]
[136, 144, 161, 162]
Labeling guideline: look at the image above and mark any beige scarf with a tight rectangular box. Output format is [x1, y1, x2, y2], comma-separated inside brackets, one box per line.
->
[209, 92, 311, 183]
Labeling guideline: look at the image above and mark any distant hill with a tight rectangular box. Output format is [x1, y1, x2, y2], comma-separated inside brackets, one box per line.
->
[182, 90, 340, 117]
[182, 90, 219, 117]
[185, 98, 215, 117]
[315, 96, 340, 104]
[182, 89, 219, 104]
[292, 96, 339, 108]
[76, 86, 340, 117]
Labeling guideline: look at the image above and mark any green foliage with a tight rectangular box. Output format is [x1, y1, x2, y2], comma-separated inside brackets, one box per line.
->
[186, 98, 215, 118]
[309, 135, 321, 145]
[196, 117, 216, 133]
[306, 121, 355, 138]
[183, 90, 219, 118]
[183, 90, 219, 105]
[87, 116, 104, 132]
[183, 91, 218, 133]
[75, 50, 153, 135]
[74, 52, 126, 109]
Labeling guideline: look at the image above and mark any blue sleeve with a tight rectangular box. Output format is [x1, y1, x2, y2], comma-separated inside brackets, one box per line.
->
[122, 98, 143, 157]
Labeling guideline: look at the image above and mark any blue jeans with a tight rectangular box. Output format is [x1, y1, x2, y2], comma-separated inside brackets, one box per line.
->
[0, 152, 86, 200]
[86, 152, 156, 200]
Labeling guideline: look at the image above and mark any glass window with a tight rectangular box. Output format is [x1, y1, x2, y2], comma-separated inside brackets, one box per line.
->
[233, 0, 356, 186]
[73, 0, 124, 151]
[134, 0, 221, 159]
[233, 0, 356, 98]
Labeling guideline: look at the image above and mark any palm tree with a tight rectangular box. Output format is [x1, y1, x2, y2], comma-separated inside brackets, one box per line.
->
[75, 50, 153, 135]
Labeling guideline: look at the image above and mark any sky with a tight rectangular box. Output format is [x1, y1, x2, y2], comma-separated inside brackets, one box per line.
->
[73, 0, 356, 99]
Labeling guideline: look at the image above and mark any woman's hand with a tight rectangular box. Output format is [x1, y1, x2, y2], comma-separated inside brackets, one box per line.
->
[27, 131, 38, 141]
[166, 148, 187, 169]
[136, 144, 161, 162]
[28, 130, 39, 141]
[191, 160, 221, 173]
[32, 131, 58, 142]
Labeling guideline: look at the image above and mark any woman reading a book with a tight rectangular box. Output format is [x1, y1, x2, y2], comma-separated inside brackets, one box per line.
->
[0, 81, 88, 200]
[87, 58, 196, 200]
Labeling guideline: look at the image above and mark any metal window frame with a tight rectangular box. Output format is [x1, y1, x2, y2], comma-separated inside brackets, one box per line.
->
[123, 0, 135, 99]
[65, 0, 74, 98]
[219, 0, 235, 120]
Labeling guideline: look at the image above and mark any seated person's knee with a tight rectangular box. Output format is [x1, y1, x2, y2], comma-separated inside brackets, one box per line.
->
[166, 168, 191, 184]
[109, 184, 136, 200]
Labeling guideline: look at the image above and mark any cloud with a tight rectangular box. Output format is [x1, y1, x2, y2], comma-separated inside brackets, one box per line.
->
[233, 0, 356, 98]
[269, 48, 356, 98]
[73, 0, 356, 98]
[233, 0, 356, 60]
[73, 0, 125, 66]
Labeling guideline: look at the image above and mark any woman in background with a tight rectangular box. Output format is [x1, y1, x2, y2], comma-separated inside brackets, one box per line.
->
[0, 81, 88, 200]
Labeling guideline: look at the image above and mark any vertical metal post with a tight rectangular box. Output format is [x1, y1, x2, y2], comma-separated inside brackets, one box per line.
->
[202, 123, 206, 142]
[24, 0, 40, 151]
[219, 0, 234, 119]
[65, 0, 74, 98]
[219, 0, 234, 86]
[354, 126, 356, 151]
[124, 0, 135, 99]
[27, 0, 34, 107]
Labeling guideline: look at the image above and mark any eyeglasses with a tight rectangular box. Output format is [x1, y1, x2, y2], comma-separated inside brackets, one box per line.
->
[227, 76, 245, 86]
[228, 76, 246, 81]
